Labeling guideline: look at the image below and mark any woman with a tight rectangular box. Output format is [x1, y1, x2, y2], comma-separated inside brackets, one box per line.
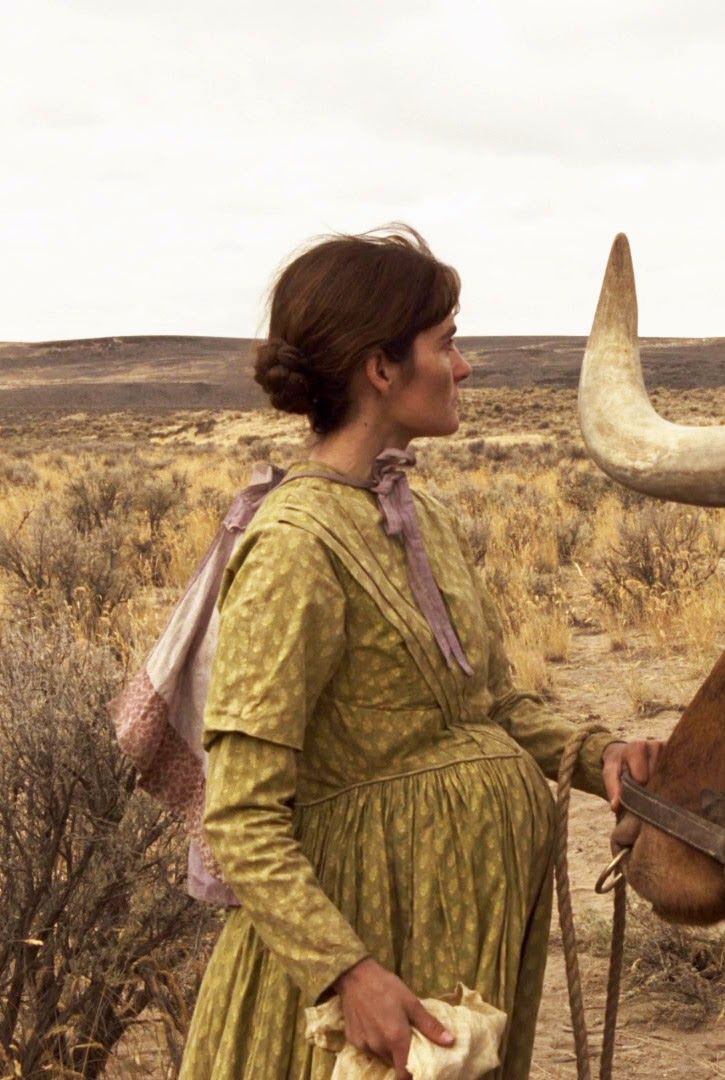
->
[179, 224, 660, 1079]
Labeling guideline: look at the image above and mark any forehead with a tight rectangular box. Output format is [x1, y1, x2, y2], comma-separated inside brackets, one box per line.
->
[412, 311, 458, 350]
[433, 314, 457, 337]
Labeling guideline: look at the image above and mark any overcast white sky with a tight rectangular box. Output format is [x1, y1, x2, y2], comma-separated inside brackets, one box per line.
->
[2, 0, 725, 340]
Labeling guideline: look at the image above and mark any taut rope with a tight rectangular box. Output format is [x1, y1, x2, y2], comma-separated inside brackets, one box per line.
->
[554, 725, 627, 1080]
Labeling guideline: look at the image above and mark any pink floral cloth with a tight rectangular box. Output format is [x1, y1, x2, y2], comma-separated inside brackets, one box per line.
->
[108, 447, 472, 904]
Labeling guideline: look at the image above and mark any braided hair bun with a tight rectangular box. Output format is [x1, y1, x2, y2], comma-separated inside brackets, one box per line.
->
[254, 339, 316, 415]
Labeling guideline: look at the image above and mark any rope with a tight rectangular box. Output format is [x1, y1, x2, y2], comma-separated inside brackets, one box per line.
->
[600, 875, 626, 1079]
[554, 725, 627, 1080]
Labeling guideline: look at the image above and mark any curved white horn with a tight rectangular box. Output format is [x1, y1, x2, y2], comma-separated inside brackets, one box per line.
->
[578, 233, 725, 507]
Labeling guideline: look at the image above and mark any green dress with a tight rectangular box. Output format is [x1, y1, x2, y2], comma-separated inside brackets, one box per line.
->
[178, 460, 614, 1080]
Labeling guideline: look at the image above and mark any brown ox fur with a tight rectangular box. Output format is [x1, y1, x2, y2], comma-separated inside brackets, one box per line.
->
[613, 650, 725, 925]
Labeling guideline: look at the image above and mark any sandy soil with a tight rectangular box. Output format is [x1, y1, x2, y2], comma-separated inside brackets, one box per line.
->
[530, 575, 725, 1079]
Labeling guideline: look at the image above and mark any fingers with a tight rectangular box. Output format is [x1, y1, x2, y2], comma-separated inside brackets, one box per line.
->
[363, 999, 455, 1078]
[339, 960, 455, 1077]
[647, 737, 664, 774]
[626, 738, 650, 784]
[346, 1011, 412, 1076]
[364, 1029, 411, 1078]
[602, 736, 666, 814]
[408, 1000, 456, 1048]
[626, 737, 665, 787]
[391, 1036, 413, 1080]
[601, 752, 623, 812]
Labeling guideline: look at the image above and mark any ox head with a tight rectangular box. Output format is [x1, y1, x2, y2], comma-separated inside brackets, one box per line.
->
[579, 235, 725, 925]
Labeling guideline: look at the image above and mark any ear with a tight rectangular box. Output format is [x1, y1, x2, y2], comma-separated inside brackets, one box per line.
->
[362, 349, 398, 396]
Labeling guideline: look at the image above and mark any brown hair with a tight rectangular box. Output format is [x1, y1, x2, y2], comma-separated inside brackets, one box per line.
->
[253, 222, 460, 435]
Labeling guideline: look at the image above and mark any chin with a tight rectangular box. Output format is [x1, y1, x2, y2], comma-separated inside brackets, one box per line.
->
[440, 411, 460, 435]
[405, 409, 460, 439]
[411, 423, 457, 439]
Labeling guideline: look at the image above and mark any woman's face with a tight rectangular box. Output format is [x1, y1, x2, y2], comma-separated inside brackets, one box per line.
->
[389, 313, 472, 438]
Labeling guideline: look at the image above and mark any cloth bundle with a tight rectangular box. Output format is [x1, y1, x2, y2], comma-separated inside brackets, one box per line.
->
[304, 982, 507, 1079]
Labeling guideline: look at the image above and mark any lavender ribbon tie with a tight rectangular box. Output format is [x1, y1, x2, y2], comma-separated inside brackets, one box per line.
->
[368, 448, 474, 677]
[223, 462, 287, 532]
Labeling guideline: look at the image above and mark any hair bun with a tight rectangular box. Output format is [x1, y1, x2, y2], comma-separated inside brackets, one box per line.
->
[254, 338, 315, 415]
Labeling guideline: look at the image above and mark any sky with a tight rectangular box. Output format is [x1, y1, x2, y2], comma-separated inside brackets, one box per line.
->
[2, 0, 725, 341]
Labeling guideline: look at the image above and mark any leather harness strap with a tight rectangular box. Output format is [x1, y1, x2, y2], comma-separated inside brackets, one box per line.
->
[620, 773, 725, 866]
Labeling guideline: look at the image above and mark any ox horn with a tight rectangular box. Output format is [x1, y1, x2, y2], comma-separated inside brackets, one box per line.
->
[578, 233, 725, 507]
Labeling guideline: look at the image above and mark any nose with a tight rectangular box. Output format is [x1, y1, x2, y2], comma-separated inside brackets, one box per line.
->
[452, 346, 472, 384]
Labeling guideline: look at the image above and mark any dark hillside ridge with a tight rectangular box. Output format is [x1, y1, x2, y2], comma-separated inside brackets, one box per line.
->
[0, 334, 722, 412]
[457, 336, 725, 389]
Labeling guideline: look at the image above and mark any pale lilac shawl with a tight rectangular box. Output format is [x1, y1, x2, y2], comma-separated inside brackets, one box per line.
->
[109, 447, 472, 906]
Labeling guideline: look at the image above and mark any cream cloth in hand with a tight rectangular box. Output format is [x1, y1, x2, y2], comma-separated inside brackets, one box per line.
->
[304, 982, 507, 1079]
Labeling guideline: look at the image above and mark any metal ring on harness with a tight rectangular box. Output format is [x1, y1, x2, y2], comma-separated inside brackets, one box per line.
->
[595, 848, 629, 894]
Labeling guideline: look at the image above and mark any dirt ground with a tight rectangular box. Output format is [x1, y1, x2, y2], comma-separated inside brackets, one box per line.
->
[530, 574, 725, 1079]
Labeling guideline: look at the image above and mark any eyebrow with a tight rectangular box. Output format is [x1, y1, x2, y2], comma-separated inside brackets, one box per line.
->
[440, 323, 457, 342]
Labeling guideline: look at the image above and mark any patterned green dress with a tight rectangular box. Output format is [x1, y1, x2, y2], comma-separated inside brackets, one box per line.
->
[178, 460, 615, 1080]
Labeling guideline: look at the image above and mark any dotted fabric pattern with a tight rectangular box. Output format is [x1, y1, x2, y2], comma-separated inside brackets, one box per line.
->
[179, 460, 616, 1080]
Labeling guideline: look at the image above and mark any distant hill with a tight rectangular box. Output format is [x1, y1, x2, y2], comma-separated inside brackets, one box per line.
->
[0, 333, 722, 412]
[456, 336, 725, 390]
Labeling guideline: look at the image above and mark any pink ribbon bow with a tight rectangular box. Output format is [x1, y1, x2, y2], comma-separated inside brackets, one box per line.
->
[367, 448, 473, 676]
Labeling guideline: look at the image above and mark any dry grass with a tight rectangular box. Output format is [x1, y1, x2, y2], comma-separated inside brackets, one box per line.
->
[579, 899, 725, 1030]
[2, 388, 724, 678]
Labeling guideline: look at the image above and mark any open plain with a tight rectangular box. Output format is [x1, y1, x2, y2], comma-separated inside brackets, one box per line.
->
[0, 335, 723, 1078]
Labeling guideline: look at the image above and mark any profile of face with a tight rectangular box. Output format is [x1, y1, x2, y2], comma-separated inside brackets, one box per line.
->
[371, 313, 473, 441]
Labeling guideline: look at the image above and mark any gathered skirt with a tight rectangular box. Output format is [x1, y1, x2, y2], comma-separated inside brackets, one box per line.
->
[179, 752, 555, 1080]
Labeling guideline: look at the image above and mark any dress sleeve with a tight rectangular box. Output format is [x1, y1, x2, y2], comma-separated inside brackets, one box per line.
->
[201, 523, 370, 1005]
[478, 582, 617, 799]
[447, 508, 618, 800]
[203, 732, 370, 1007]
[203, 522, 346, 750]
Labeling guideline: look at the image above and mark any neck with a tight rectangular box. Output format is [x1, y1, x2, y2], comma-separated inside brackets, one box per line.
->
[304, 421, 411, 483]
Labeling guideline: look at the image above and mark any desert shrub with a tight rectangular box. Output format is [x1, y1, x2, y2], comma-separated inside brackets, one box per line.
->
[0, 610, 220, 1078]
[246, 437, 274, 461]
[614, 485, 650, 510]
[195, 417, 217, 435]
[0, 460, 194, 616]
[594, 504, 724, 618]
[466, 437, 487, 456]
[0, 505, 139, 631]
[556, 514, 593, 565]
[485, 477, 555, 558]
[560, 439, 588, 461]
[446, 479, 485, 517]
[415, 480, 490, 564]
[0, 459, 38, 490]
[198, 484, 235, 519]
[420, 481, 457, 512]
[63, 468, 136, 534]
[136, 470, 189, 535]
[481, 442, 513, 464]
[458, 513, 490, 565]
[559, 465, 612, 513]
